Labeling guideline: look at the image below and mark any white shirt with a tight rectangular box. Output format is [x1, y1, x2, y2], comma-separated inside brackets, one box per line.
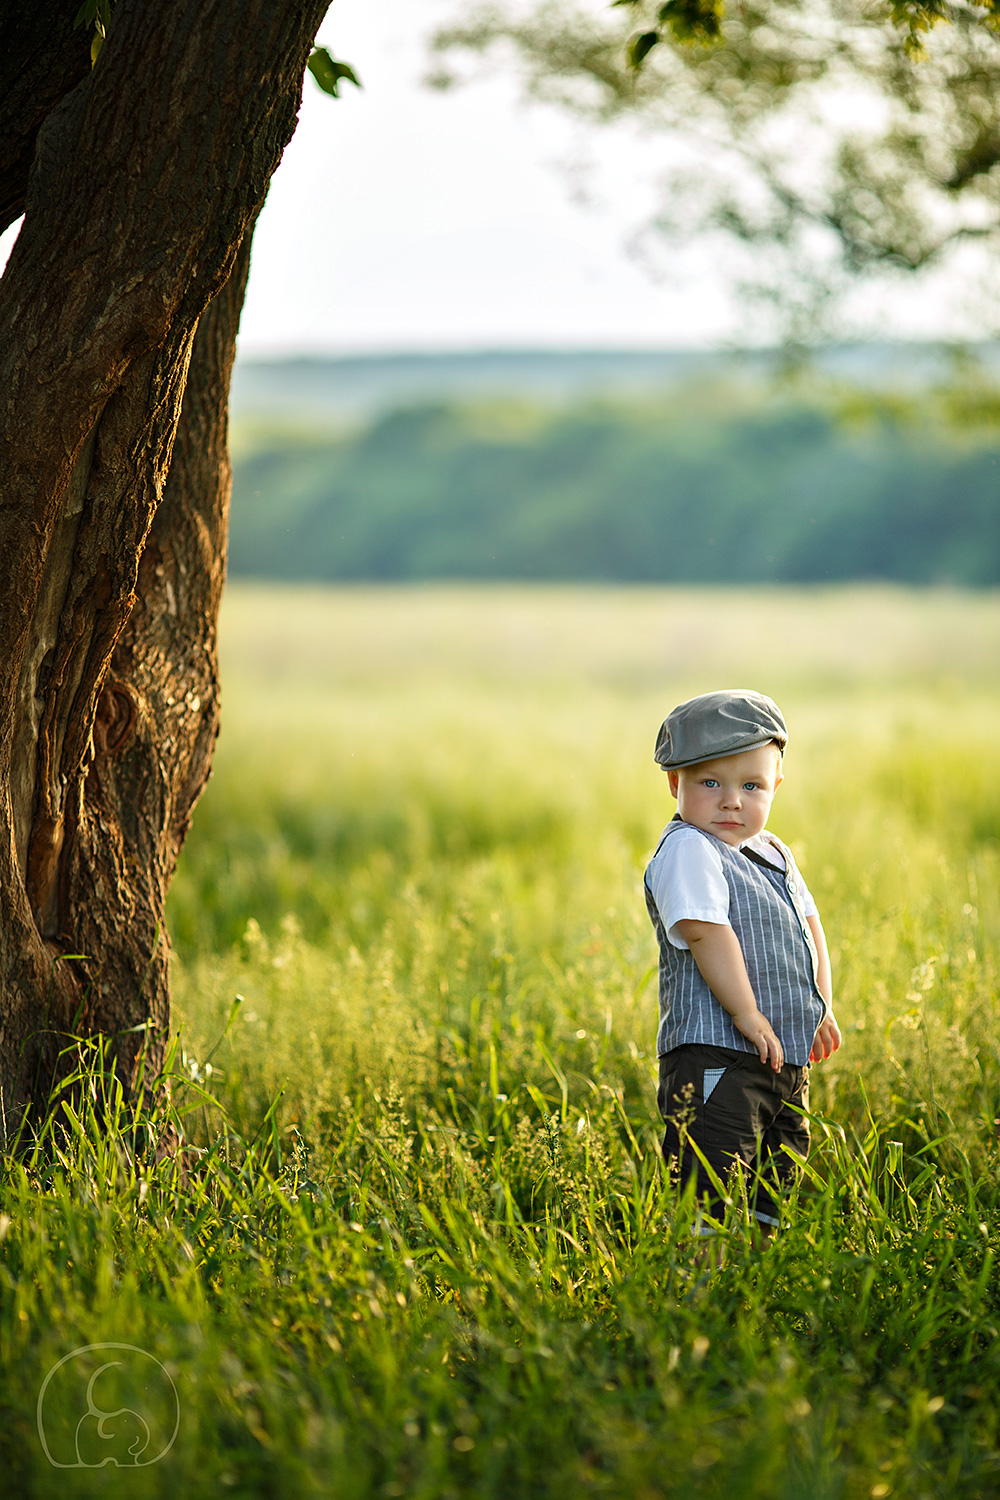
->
[646, 823, 818, 949]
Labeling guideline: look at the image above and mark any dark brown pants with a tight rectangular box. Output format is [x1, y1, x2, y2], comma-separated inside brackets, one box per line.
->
[658, 1043, 810, 1226]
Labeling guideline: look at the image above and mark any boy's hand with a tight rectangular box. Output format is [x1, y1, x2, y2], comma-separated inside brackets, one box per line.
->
[810, 1012, 842, 1062]
[676, 919, 784, 1072]
[733, 1008, 784, 1072]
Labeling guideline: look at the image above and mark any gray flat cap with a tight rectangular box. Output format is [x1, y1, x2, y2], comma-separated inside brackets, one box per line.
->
[654, 689, 787, 770]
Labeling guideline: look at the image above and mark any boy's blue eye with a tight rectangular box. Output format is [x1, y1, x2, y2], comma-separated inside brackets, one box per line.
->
[703, 779, 719, 787]
[743, 782, 759, 790]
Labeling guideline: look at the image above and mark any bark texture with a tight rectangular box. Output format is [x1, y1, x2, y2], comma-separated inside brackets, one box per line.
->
[0, 1, 91, 233]
[0, 0, 329, 1143]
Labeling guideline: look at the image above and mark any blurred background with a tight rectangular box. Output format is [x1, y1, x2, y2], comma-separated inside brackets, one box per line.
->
[183, 0, 999, 1025]
[220, 0, 1000, 591]
[3, 1, 995, 587]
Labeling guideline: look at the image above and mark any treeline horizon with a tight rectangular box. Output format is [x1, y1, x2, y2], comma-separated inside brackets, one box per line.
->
[229, 380, 1000, 586]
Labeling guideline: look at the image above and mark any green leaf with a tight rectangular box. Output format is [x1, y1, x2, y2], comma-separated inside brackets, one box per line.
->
[307, 47, 361, 98]
[627, 29, 661, 69]
[74, 0, 111, 34]
[74, 0, 113, 67]
[657, 0, 724, 42]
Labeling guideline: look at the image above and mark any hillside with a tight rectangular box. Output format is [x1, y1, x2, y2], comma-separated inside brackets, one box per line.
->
[229, 344, 998, 423]
[229, 377, 1000, 586]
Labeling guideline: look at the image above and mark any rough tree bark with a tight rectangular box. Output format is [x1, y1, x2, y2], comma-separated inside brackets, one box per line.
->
[0, 2, 92, 233]
[0, 0, 329, 1145]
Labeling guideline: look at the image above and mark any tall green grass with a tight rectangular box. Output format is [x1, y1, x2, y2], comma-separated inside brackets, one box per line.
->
[2, 585, 999, 1498]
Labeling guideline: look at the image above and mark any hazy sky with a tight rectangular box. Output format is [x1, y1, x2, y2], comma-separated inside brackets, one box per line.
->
[236, 0, 984, 355]
[0, 0, 981, 355]
[238, 0, 736, 354]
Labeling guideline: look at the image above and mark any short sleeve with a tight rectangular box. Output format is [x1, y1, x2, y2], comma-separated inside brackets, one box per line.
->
[790, 862, 818, 919]
[645, 827, 731, 949]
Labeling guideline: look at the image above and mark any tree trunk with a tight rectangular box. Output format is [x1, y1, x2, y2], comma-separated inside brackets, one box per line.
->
[0, 0, 329, 1144]
[0, 0, 91, 233]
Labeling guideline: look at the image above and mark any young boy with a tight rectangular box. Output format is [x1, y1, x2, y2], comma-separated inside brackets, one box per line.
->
[644, 689, 841, 1231]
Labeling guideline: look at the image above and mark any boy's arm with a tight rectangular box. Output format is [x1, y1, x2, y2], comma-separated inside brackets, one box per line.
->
[674, 919, 784, 1071]
[806, 913, 842, 1062]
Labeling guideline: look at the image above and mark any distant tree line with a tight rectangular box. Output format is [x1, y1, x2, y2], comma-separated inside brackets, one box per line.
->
[229, 389, 1000, 585]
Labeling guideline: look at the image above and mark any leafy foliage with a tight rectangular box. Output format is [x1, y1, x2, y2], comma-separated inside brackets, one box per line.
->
[432, 0, 1000, 338]
[229, 383, 1000, 584]
[73, 0, 113, 63]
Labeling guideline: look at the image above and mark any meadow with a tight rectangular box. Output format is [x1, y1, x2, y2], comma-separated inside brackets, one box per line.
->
[2, 583, 1000, 1498]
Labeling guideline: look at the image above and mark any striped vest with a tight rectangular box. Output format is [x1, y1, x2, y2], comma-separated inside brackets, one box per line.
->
[644, 818, 826, 1067]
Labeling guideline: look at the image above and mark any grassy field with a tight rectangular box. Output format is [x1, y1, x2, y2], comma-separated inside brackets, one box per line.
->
[3, 583, 1000, 1498]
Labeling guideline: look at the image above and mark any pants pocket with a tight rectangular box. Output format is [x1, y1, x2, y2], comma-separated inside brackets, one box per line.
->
[702, 1067, 726, 1103]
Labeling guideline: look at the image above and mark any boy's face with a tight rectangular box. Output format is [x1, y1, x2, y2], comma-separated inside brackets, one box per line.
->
[667, 743, 783, 847]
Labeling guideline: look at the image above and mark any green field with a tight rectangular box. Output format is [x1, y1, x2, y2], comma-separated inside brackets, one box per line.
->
[3, 584, 1000, 1498]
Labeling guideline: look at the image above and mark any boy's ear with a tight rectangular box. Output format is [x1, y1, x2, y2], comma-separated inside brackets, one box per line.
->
[667, 770, 680, 797]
